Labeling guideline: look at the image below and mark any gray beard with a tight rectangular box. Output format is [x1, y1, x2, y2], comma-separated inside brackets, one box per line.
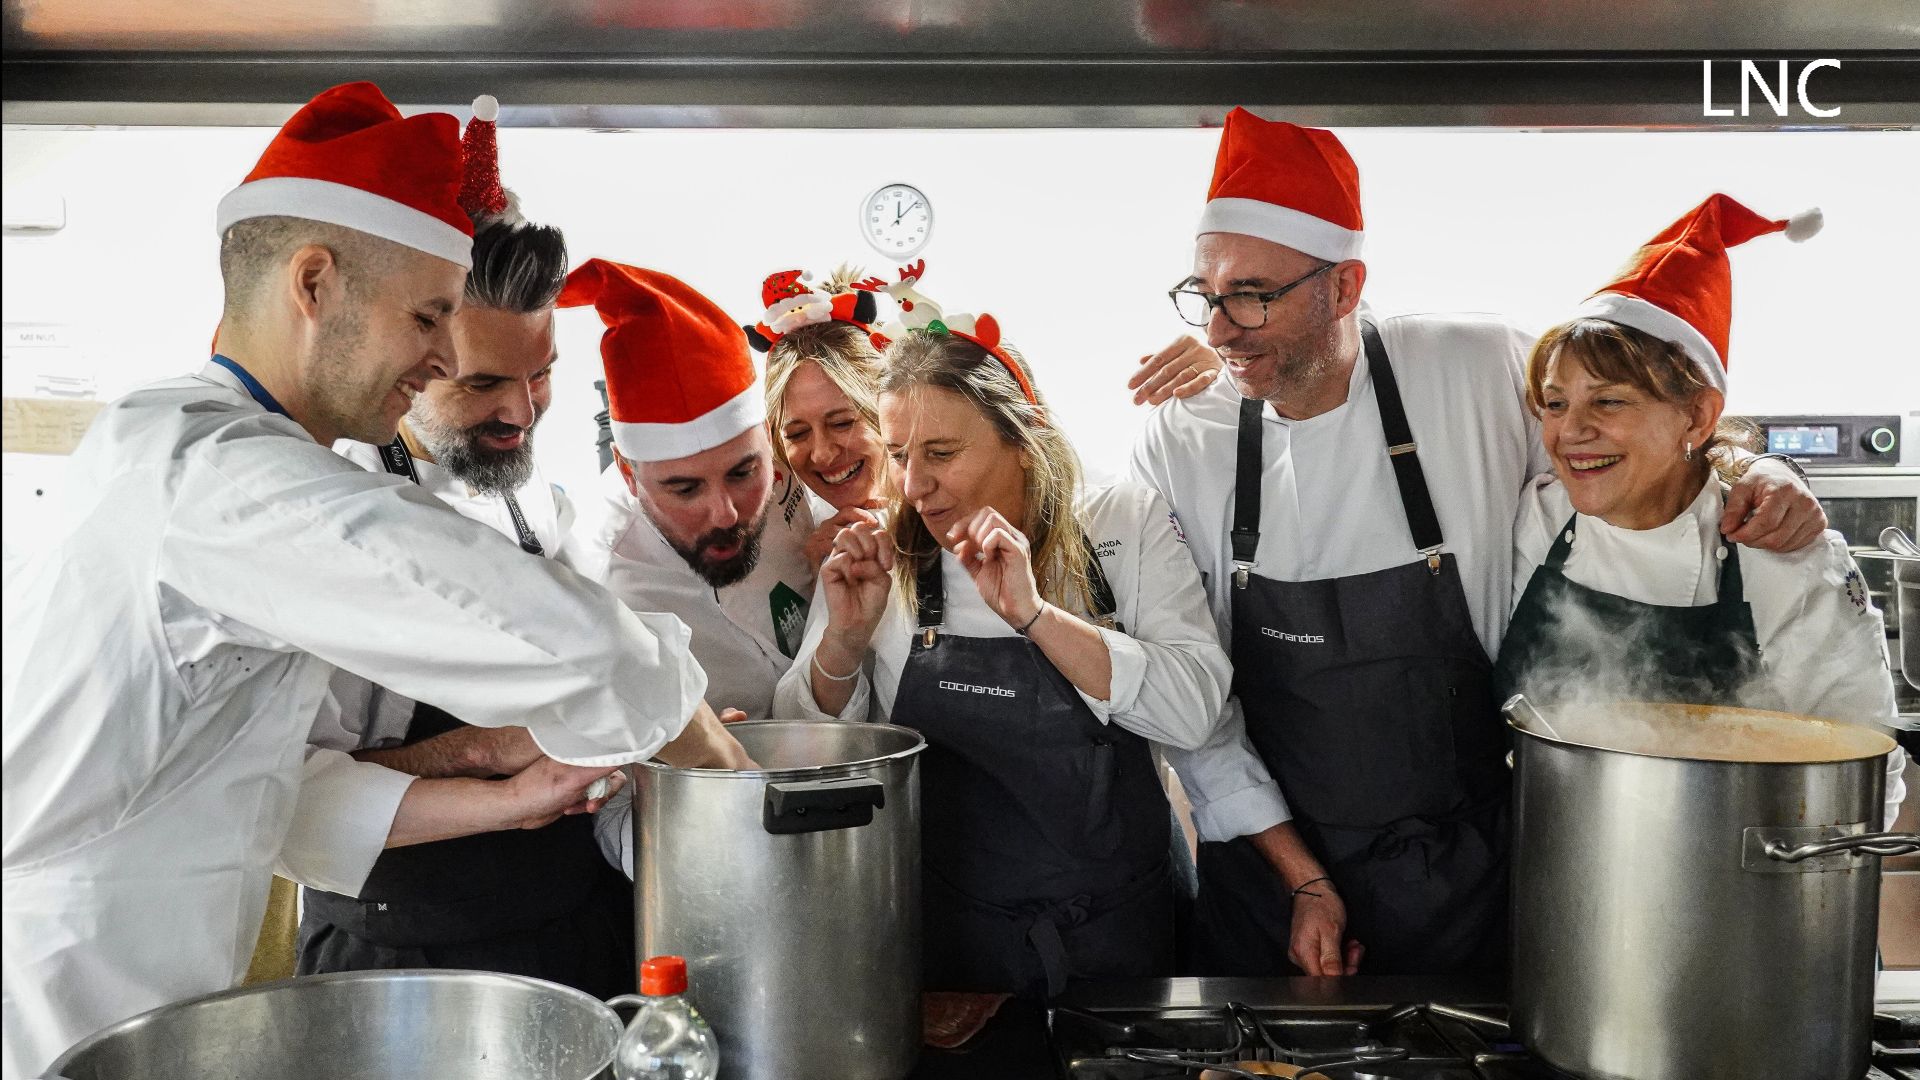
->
[408, 409, 539, 497]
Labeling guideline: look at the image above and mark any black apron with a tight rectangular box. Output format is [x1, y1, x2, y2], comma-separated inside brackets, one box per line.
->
[1492, 511, 1764, 707]
[891, 542, 1174, 999]
[1192, 322, 1511, 977]
[298, 437, 635, 999]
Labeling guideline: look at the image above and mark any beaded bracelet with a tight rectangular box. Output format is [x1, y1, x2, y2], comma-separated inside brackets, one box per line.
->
[811, 653, 860, 683]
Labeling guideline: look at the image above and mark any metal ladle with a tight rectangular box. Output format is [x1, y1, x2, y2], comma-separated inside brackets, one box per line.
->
[1501, 694, 1560, 740]
[1880, 526, 1920, 557]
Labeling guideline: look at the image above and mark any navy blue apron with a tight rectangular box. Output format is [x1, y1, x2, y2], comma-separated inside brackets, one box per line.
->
[1191, 322, 1511, 977]
[298, 434, 634, 998]
[1493, 510, 1764, 707]
[890, 540, 1174, 999]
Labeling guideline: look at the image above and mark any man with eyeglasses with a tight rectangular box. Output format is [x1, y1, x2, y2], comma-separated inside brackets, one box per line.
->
[1129, 109, 1824, 979]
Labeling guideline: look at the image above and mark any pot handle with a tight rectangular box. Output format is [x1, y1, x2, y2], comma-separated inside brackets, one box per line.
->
[1765, 831, 1920, 862]
[605, 993, 645, 1018]
[763, 775, 885, 835]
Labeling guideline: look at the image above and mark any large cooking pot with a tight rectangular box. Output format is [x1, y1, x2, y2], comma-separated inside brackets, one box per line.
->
[634, 720, 925, 1080]
[47, 969, 624, 1080]
[1506, 698, 1920, 1080]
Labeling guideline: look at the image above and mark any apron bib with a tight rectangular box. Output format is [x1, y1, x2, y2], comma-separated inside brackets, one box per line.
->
[1492, 511, 1765, 707]
[298, 437, 634, 998]
[890, 543, 1173, 998]
[1194, 322, 1511, 977]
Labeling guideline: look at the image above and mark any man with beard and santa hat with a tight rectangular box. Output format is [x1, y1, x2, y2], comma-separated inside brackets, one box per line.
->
[280, 97, 659, 998]
[567, 258, 819, 727]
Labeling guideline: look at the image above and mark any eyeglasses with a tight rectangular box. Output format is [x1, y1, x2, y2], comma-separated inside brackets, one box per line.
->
[1168, 262, 1337, 330]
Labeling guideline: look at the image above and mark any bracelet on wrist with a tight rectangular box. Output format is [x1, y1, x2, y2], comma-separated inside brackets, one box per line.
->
[811, 652, 860, 683]
[1291, 875, 1333, 898]
[1013, 604, 1047, 637]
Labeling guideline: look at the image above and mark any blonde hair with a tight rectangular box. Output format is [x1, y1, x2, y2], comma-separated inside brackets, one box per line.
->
[763, 321, 885, 472]
[877, 332, 1097, 618]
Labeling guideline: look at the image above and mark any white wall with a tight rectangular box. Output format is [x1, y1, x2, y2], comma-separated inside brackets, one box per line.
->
[4, 124, 1917, 545]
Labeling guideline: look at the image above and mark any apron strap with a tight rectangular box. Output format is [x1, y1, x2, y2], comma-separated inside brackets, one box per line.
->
[1231, 396, 1265, 589]
[914, 533, 1121, 637]
[380, 434, 544, 556]
[1544, 514, 1580, 571]
[1362, 321, 1447, 574]
[1547, 514, 1748, 607]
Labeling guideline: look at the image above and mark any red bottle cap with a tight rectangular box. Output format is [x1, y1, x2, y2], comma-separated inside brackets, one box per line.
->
[640, 955, 689, 996]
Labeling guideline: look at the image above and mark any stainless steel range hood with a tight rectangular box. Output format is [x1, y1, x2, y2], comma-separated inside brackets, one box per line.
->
[5, 0, 1917, 128]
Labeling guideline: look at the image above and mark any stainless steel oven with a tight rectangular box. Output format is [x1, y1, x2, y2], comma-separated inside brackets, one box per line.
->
[1747, 412, 1920, 969]
[1746, 412, 1920, 708]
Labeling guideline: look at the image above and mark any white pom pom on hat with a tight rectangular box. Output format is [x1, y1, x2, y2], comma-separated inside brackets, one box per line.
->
[1784, 207, 1823, 243]
[471, 94, 499, 123]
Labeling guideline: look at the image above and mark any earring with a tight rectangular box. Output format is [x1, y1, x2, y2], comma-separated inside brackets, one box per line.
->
[1684, 441, 1694, 462]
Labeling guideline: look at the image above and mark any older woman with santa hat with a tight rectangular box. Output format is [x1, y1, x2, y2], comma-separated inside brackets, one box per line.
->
[1495, 194, 1906, 830]
[774, 297, 1231, 999]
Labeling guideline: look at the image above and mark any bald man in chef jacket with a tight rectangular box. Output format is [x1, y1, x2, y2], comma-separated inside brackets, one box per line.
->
[1127, 109, 1827, 981]
[0, 83, 748, 1079]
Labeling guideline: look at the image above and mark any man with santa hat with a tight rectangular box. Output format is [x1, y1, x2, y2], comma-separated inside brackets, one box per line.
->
[279, 96, 649, 998]
[566, 257, 819, 726]
[1130, 108, 1826, 979]
[0, 82, 748, 1078]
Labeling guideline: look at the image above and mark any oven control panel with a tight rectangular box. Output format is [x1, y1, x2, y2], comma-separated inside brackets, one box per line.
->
[1743, 414, 1903, 467]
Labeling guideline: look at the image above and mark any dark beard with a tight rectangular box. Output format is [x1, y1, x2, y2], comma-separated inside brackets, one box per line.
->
[415, 416, 537, 497]
[667, 516, 768, 589]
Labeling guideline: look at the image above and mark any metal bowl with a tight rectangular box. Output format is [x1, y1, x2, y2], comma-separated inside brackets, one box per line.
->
[48, 969, 623, 1080]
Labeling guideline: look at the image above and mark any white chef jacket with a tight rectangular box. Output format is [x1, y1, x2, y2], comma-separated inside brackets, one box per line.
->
[1128, 310, 1548, 843]
[1513, 476, 1908, 828]
[575, 461, 818, 724]
[0, 362, 706, 1080]
[276, 439, 593, 897]
[773, 481, 1232, 756]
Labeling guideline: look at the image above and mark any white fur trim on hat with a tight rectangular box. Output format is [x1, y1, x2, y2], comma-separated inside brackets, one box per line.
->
[611, 382, 766, 464]
[1197, 197, 1364, 263]
[1573, 292, 1726, 391]
[216, 176, 474, 269]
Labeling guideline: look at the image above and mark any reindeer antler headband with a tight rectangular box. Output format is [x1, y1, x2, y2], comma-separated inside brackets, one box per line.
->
[864, 260, 1038, 407]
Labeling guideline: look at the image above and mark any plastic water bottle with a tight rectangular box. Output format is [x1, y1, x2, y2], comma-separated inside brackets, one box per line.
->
[611, 955, 719, 1080]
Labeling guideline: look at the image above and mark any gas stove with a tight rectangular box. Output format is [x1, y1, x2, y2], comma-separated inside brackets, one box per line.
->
[1046, 976, 1920, 1080]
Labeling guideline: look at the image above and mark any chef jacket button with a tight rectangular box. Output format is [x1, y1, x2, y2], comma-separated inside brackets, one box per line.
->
[1563, 530, 1575, 544]
[1715, 546, 1728, 561]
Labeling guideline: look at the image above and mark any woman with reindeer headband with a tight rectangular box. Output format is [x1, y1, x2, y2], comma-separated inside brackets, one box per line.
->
[773, 291, 1232, 999]
[751, 260, 1230, 568]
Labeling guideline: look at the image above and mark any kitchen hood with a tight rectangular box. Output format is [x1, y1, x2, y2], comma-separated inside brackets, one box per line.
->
[4, 0, 1917, 128]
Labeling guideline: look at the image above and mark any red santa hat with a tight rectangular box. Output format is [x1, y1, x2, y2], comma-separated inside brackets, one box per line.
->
[743, 267, 882, 353]
[216, 81, 473, 268]
[558, 258, 761, 463]
[458, 93, 516, 224]
[1196, 107, 1365, 263]
[1574, 194, 1822, 391]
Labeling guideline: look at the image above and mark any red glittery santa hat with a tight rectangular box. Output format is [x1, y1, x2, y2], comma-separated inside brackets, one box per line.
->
[216, 81, 472, 268]
[1196, 107, 1364, 263]
[743, 267, 881, 353]
[1574, 193, 1822, 390]
[559, 258, 761, 463]
[458, 93, 514, 223]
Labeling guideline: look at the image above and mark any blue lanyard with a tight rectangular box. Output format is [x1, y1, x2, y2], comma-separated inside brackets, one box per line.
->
[210, 354, 290, 418]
